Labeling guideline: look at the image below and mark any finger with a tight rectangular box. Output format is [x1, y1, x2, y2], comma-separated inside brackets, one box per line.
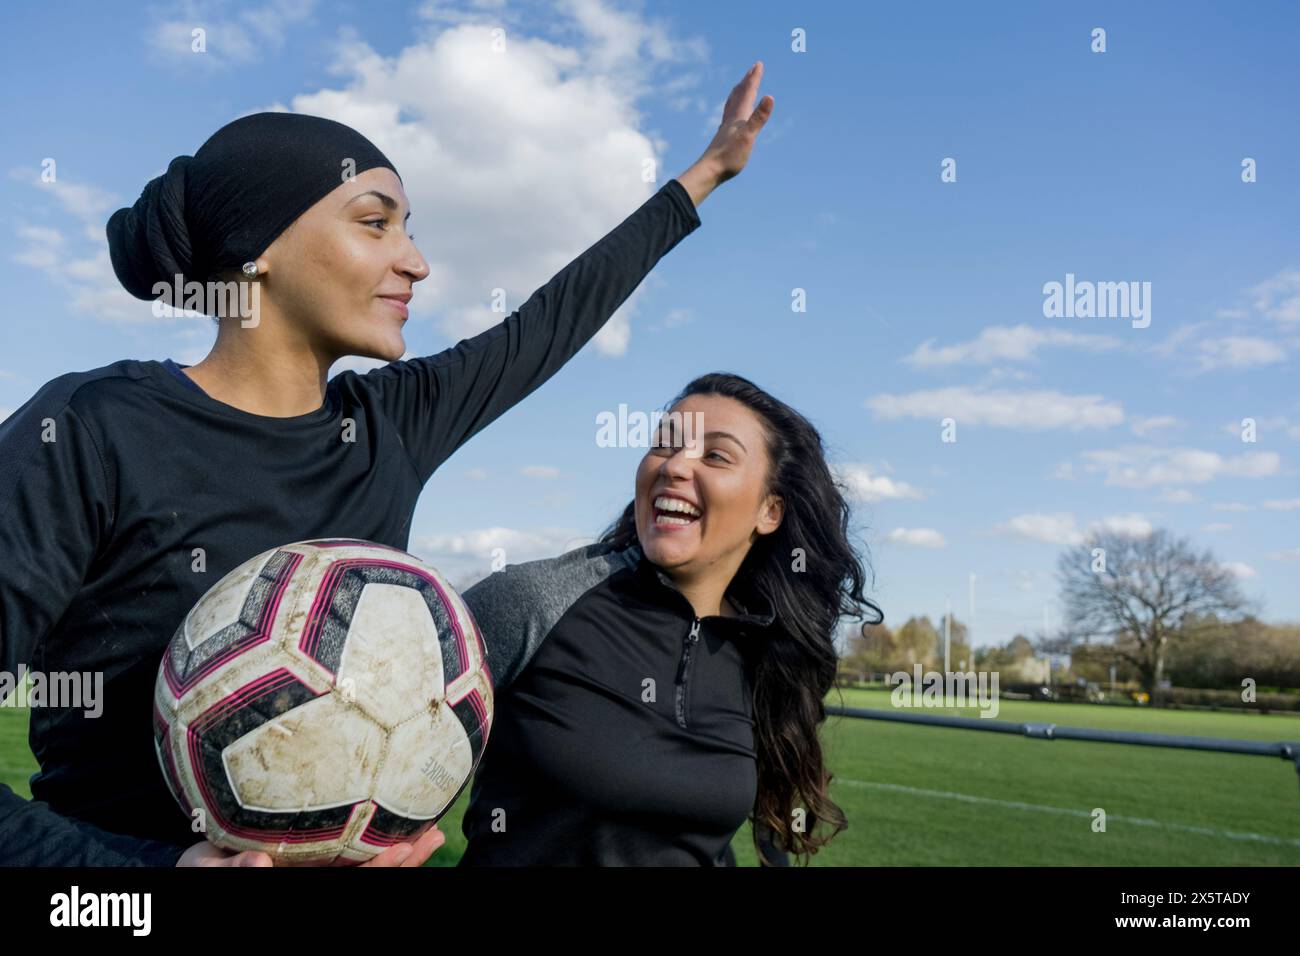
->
[720, 82, 742, 125]
[722, 62, 760, 125]
[396, 826, 440, 868]
[382, 843, 415, 866]
[359, 842, 414, 867]
[736, 61, 762, 121]
[746, 94, 775, 134]
[401, 825, 446, 867]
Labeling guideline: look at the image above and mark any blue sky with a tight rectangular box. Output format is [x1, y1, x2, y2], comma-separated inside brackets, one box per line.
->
[2, 0, 1298, 646]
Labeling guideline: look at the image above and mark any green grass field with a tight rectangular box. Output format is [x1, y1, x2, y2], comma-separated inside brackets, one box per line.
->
[4, 687, 1298, 866]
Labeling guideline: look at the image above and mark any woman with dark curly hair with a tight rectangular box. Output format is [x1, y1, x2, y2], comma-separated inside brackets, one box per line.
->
[459, 372, 883, 866]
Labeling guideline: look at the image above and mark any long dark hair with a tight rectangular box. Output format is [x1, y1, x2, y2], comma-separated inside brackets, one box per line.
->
[599, 372, 883, 865]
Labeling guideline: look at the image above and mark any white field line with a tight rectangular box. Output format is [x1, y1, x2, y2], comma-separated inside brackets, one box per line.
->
[837, 778, 1300, 848]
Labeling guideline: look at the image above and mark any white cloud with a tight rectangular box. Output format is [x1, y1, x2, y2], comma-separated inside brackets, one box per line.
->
[994, 512, 1082, 545]
[1177, 271, 1300, 372]
[12, 225, 65, 270]
[1094, 513, 1155, 537]
[902, 324, 1120, 367]
[413, 525, 584, 559]
[1269, 548, 1300, 563]
[1262, 498, 1300, 510]
[993, 512, 1153, 545]
[1071, 446, 1280, 488]
[1154, 314, 1289, 373]
[520, 465, 560, 479]
[68, 249, 168, 324]
[833, 463, 924, 502]
[27, 2, 710, 353]
[5, 169, 120, 222]
[1130, 415, 1183, 437]
[8, 167, 162, 323]
[1220, 416, 1300, 441]
[866, 386, 1123, 431]
[1191, 336, 1286, 371]
[1155, 488, 1197, 504]
[978, 366, 1035, 384]
[1201, 522, 1232, 532]
[1220, 561, 1257, 579]
[1247, 268, 1300, 326]
[146, 0, 319, 68]
[409, 524, 592, 587]
[652, 307, 694, 330]
[884, 527, 946, 549]
[276, 8, 708, 355]
[1153, 320, 1209, 358]
[44, 180, 117, 222]
[553, 0, 705, 76]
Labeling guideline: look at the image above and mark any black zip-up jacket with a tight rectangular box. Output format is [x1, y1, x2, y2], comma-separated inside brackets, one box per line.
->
[0, 179, 701, 866]
[458, 540, 788, 866]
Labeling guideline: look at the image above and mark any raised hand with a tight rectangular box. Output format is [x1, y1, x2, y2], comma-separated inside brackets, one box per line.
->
[705, 60, 775, 183]
[676, 61, 775, 207]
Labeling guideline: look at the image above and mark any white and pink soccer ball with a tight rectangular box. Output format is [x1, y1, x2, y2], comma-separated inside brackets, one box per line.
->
[153, 539, 493, 864]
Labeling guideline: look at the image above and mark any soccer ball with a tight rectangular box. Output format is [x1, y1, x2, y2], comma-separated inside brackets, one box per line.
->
[152, 538, 494, 863]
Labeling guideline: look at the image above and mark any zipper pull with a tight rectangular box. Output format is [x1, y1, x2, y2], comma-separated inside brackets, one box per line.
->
[676, 619, 702, 684]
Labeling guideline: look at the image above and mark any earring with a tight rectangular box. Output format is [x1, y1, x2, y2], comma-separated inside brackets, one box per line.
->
[241, 261, 259, 277]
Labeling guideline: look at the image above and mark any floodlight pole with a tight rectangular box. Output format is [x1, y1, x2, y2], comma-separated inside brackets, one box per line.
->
[944, 597, 951, 675]
[968, 573, 975, 667]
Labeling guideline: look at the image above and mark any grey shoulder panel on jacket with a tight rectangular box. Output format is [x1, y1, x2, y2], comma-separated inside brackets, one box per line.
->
[462, 541, 638, 692]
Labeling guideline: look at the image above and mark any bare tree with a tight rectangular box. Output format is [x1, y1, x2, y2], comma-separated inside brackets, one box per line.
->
[1056, 528, 1249, 704]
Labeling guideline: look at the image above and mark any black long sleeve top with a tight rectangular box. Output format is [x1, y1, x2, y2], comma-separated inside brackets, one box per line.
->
[457, 541, 783, 866]
[0, 179, 701, 866]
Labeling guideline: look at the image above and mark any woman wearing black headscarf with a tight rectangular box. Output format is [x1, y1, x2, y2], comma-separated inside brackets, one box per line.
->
[0, 63, 773, 867]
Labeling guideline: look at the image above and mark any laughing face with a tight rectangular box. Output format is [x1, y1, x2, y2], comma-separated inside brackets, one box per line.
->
[634, 393, 784, 579]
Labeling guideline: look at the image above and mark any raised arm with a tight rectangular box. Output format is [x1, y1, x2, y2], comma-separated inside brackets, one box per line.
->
[354, 62, 774, 485]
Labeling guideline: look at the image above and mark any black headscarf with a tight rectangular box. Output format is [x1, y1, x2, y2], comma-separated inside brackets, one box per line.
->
[107, 111, 400, 300]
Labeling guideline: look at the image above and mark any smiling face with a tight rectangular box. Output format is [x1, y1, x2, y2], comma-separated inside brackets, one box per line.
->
[253, 166, 430, 362]
[634, 393, 785, 580]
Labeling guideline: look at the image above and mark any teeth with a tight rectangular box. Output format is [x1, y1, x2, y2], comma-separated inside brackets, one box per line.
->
[654, 495, 701, 517]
